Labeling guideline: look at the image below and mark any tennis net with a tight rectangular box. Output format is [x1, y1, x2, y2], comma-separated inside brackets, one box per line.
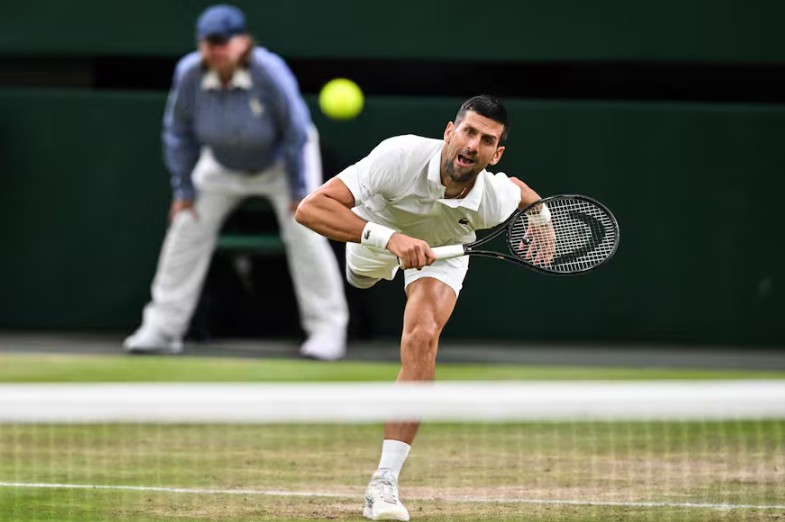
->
[1, 381, 783, 521]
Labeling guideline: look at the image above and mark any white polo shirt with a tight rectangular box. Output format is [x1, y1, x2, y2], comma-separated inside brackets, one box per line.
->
[337, 134, 521, 247]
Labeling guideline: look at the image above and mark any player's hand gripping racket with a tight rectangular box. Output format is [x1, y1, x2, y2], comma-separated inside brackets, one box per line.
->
[425, 194, 620, 275]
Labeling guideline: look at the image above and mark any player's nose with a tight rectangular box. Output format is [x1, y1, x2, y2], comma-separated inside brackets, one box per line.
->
[464, 138, 479, 153]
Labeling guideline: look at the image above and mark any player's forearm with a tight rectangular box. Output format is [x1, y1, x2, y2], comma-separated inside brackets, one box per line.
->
[295, 192, 367, 243]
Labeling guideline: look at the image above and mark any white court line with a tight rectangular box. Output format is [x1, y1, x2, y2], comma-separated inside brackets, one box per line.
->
[1, 481, 783, 511]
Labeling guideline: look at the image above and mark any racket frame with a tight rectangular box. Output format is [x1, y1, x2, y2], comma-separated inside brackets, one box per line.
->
[434, 194, 620, 275]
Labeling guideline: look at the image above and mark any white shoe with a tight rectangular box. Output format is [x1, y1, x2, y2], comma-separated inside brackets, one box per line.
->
[123, 326, 183, 355]
[363, 469, 410, 521]
[300, 330, 346, 361]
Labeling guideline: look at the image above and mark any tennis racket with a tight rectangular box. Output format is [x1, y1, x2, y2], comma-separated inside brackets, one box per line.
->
[427, 194, 620, 275]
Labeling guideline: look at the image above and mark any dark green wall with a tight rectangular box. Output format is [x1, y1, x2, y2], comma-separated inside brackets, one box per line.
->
[2, 0, 784, 62]
[0, 90, 170, 329]
[1, 89, 783, 344]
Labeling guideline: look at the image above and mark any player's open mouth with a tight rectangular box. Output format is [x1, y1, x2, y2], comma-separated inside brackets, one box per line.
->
[457, 154, 474, 167]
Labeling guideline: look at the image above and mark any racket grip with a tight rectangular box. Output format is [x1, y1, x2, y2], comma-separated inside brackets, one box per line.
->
[397, 245, 467, 269]
[432, 245, 467, 260]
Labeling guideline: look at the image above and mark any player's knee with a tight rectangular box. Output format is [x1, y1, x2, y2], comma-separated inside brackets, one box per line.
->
[403, 321, 441, 346]
[401, 325, 440, 374]
[346, 267, 380, 289]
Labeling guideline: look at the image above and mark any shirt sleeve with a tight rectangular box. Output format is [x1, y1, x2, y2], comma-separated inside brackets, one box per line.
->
[162, 54, 201, 201]
[336, 137, 406, 207]
[485, 172, 523, 225]
[259, 50, 311, 200]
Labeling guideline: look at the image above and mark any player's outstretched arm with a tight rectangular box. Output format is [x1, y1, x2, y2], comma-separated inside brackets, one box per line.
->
[295, 178, 435, 269]
[295, 177, 366, 243]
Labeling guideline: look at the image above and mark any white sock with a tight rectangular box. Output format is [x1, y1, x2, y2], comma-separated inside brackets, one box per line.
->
[377, 439, 411, 478]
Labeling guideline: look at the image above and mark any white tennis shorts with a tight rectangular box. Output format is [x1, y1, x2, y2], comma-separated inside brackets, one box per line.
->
[345, 242, 469, 296]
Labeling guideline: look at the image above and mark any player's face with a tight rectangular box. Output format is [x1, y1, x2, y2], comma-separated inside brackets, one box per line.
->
[442, 111, 506, 183]
[199, 35, 250, 73]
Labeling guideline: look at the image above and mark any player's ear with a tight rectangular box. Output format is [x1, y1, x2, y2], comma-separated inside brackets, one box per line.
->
[443, 121, 455, 142]
[489, 145, 505, 165]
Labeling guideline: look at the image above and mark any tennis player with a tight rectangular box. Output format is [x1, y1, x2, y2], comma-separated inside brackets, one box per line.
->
[295, 95, 555, 520]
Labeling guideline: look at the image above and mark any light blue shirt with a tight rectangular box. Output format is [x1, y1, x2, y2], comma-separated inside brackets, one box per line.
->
[163, 47, 313, 201]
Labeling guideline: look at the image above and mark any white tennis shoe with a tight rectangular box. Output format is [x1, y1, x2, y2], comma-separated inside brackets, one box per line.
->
[363, 468, 410, 521]
[300, 329, 346, 361]
[123, 326, 183, 355]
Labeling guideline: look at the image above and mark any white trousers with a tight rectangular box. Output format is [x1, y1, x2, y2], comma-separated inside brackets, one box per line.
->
[140, 129, 349, 342]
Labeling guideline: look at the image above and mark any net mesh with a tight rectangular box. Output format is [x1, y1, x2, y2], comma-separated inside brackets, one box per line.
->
[510, 196, 619, 273]
[1, 382, 784, 521]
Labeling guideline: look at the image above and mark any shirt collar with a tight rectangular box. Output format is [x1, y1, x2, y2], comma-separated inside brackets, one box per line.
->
[427, 147, 485, 211]
[201, 68, 253, 91]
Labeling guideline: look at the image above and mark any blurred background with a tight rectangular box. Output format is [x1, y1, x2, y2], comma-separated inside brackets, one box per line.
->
[1, 0, 784, 351]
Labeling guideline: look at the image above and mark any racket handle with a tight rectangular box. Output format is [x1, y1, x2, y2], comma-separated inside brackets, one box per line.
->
[397, 244, 467, 269]
[432, 245, 467, 260]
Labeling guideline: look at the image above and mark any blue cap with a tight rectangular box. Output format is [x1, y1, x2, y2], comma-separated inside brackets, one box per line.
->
[196, 4, 247, 41]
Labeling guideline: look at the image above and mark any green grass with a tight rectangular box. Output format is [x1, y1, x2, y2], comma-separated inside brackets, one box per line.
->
[2, 489, 777, 521]
[2, 353, 785, 382]
[1, 421, 783, 521]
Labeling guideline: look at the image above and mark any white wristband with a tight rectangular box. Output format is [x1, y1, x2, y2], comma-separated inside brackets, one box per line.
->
[361, 222, 396, 250]
[528, 203, 552, 226]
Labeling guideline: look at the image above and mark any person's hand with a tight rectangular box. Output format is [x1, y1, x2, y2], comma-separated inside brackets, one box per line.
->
[522, 221, 556, 265]
[387, 233, 436, 270]
[169, 199, 196, 222]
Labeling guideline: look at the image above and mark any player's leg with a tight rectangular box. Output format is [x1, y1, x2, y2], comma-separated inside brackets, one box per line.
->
[125, 152, 242, 353]
[364, 260, 467, 521]
[364, 278, 457, 521]
[389, 277, 458, 442]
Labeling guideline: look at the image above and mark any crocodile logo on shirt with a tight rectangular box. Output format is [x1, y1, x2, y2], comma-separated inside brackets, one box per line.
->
[458, 218, 470, 225]
[364, 229, 371, 240]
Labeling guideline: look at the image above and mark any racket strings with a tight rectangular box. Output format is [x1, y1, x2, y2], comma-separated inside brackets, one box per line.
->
[508, 198, 618, 273]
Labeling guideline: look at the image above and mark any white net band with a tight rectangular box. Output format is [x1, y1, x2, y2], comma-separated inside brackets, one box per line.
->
[2, 381, 783, 423]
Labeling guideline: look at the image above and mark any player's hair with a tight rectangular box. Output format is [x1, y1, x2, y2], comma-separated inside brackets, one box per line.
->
[455, 94, 509, 144]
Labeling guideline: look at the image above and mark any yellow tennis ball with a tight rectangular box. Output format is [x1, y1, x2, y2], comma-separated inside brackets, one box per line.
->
[319, 78, 364, 120]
